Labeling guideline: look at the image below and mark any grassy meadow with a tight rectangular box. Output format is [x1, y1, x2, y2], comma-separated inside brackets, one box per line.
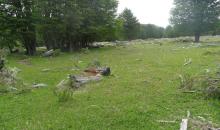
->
[0, 37, 220, 130]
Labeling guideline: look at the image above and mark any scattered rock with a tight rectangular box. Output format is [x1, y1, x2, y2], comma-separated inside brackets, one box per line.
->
[42, 49, 60, 57]
[42, 50, 54, 57]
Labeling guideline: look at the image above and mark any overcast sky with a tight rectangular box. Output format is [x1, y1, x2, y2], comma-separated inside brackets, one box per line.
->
[118, 0, 174, 27]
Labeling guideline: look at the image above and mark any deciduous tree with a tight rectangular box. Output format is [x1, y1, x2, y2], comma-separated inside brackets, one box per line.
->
[171, 0, 220, 42]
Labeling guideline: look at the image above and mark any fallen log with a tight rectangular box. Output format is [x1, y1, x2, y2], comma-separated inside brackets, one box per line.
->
[69, 74, 102, 88]
[84, 67, 111, 76]
[56, 66, 111, 93]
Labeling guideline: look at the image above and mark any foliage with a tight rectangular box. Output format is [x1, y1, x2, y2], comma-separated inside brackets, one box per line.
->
[0, 0, 118, 54]
[179, 74, 194, 90]
[119, 8, 140, 40]
[201, 72, 220, 99]
[0, 0, 38, 55]
[170, 0, 220, 42]
[179, 70, 220, 100]
[164, 26, 176, 38]
[0, 67, 29, 94]
[139, 24, 164, 39]
[37, 0, 118, 51]
[55, 88, 73, 103]
[54, 77, 77, 102]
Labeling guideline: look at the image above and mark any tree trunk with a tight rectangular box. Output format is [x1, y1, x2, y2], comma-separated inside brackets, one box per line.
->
[46, 44, 52, 51]
[22, 21, 37, 55]
[194, 33, 200, 43]
[24, 41, 36, 56]
[23, 32, 37, 56]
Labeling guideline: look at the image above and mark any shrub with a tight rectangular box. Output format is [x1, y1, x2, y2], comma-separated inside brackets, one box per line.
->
[54, 79, 75, 102]
[179, 74, 194, 90]
[0, 67, 29, 94]
[201, 75, 220, 99]
[179, 71, 220, 100]
[55, 90, 73, 102]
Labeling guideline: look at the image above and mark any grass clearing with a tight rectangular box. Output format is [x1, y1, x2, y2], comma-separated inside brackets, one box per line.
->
[0, 38, 220, 129]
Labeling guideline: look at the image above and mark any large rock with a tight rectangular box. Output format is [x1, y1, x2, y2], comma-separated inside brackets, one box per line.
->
[42, 50, 54, 57]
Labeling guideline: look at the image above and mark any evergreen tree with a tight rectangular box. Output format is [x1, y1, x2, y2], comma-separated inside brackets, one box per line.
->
[119, 8, 140, 40]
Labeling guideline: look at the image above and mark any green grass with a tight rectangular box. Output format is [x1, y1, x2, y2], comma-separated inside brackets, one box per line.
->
[0, 38, 220, 130]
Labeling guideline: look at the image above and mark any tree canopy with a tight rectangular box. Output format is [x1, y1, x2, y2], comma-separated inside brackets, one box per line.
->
[119, 8, 140, 40]
[170, 0, 220, 42]
[3, 0, 220, 55]
[0, 0, 118, 55]
[139, 24, 164, 39]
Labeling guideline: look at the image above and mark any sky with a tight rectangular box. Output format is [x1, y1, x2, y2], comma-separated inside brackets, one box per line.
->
[117, 0, 174, 27]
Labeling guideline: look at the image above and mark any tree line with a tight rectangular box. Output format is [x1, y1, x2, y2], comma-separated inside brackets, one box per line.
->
[1, 0, 220, 55]
[0, 0, 118, 55]
[0, 0, 172, 56]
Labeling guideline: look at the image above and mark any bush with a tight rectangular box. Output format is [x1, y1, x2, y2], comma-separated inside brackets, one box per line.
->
[0, 67, 29, 94]
[179, 74, 194, 90]
[55, 90, 73, 102]
[179, 71, 220, 100]
[54, 79, 76, 102]
[201, 75, 220, 99]
[0, 49, 8, 58]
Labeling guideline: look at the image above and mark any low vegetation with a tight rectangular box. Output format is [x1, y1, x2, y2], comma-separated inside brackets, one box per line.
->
[0, 37, 219, 129]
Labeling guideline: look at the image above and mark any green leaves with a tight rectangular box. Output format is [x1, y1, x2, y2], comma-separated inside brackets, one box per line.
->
[119, 8, 140, 40]
[171, 0, 220, 42]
